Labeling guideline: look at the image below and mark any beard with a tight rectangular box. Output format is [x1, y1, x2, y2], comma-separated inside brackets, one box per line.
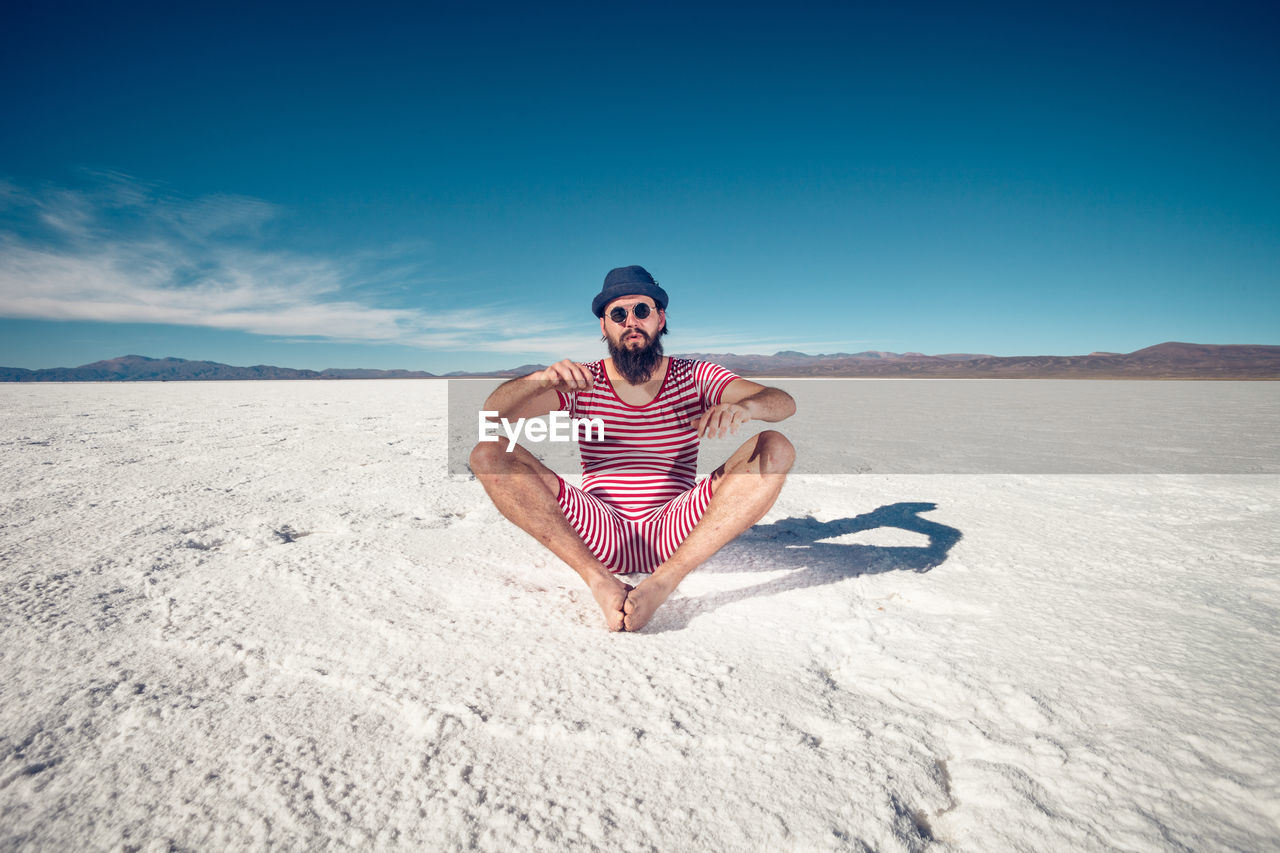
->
[607, 329, 664, 385]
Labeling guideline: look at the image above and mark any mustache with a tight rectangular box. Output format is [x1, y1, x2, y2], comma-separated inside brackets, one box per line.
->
[607, 329, 663, 384]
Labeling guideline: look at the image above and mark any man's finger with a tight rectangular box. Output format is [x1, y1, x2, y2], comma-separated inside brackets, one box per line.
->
[570, 363, 593, 390]
[542, 365, 566, 389]
[557, 363, 588, 390]
[546, 360, 590, 391]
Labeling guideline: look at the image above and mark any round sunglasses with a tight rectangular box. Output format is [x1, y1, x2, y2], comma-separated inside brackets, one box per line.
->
[607, 302, 659, 324]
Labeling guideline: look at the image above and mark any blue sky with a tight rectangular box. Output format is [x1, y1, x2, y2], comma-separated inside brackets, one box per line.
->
[1, 0, 1276, 372]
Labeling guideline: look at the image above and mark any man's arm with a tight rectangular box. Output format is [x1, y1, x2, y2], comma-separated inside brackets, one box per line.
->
[483, 358, 595, 421]
[721, 379, 796, 421]
[693, 378, 796, 438]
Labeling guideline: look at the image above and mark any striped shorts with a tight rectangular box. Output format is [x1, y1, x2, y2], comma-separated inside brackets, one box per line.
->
[556, 476, 717, 574]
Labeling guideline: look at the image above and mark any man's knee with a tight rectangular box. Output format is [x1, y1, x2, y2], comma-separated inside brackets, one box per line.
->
[470, 439, 561, 496]
[469, 438, 515, 478]
[754, 430, 795, 475]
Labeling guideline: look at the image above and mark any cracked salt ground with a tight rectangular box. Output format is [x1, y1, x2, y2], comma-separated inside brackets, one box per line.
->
[2, 380, 1279, 850]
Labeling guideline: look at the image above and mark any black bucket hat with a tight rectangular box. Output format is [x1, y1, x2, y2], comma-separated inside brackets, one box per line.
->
[591, 265, 669, 318]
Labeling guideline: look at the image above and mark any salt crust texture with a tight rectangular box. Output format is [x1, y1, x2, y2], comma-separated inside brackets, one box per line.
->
[1, 380, 1277, 851]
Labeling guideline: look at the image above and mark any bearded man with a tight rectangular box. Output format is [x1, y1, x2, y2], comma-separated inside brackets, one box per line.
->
[470, 265, 796, 631]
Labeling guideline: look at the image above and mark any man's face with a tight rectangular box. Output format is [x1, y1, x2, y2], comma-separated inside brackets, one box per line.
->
[600, 295, 664, 351]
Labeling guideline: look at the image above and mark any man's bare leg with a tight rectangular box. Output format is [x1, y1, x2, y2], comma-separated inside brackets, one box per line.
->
[623, 430, 795, 631]
[469, 439, 630, 631]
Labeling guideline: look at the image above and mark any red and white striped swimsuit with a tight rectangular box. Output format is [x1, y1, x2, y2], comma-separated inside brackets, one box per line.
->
[555, 358, 740, 574]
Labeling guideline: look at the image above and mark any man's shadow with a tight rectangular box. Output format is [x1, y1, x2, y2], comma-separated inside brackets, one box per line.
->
[640, 502, 962, 632]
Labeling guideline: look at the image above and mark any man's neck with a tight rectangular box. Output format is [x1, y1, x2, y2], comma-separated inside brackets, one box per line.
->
[603, 356, 669, 403]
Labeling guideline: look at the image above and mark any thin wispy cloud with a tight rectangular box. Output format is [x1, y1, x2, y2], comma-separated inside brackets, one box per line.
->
[0, 174, 872, 363]
[0, 173, 585, 354]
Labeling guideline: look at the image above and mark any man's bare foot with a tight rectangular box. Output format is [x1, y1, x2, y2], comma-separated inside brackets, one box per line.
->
[622, 576, 675, 632]
[589, 575, 630, 632]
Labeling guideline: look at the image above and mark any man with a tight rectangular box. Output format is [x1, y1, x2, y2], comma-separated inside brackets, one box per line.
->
[470, 265, 796, 631]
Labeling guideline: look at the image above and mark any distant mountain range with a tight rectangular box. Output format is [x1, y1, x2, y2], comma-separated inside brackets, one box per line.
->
[0, 355, 438, 382]
[669, 342, 1280, 379]
[1, 343, 1278, 382]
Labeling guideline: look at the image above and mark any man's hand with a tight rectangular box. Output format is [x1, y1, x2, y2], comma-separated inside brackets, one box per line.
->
[530, 359, 594, 393]
[690, 403, 750, 439]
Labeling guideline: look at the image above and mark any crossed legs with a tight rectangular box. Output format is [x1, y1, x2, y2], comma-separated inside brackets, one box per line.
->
[469, 431, 795, 631]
